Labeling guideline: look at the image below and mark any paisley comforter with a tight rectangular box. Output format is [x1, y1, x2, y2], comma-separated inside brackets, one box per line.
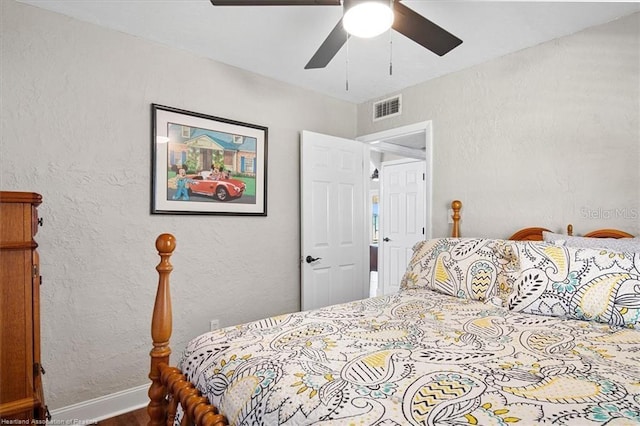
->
[178, 289, 640, 425]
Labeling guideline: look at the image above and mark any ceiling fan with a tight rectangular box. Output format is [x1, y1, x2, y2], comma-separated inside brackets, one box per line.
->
[209, 0, 463, 69]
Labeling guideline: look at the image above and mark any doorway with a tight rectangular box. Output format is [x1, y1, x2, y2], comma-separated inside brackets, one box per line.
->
[357, 121, 433, 296]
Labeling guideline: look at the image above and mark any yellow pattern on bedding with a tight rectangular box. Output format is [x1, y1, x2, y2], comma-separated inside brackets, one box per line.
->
[178, 289, 640, 425]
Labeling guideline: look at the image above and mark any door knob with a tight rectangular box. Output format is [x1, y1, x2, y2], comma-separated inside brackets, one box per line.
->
[305, 255, 321, 263]
[383, 237, 391, 242]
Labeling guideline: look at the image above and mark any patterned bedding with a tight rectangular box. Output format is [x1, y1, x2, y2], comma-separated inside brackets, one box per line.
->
[178, 289, 640, 425]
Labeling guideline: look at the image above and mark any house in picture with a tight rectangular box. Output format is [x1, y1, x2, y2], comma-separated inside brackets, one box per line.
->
[168, 125, 257, 177]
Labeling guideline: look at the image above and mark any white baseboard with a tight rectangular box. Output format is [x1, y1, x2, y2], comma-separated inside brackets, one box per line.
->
[48, 384, 148, 424]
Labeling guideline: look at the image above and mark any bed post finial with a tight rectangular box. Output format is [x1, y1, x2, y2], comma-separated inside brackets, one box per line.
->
[567, 224, 573, 236]
[148, 233, 176, 425]
[451, 200, 462, 237]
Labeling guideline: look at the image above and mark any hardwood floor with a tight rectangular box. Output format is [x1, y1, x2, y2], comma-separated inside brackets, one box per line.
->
[96, 407, 147, 425]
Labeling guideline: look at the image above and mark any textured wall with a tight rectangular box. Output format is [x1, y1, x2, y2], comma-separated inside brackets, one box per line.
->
[357, 13, 640, 238]
[0, 0, 355, 409]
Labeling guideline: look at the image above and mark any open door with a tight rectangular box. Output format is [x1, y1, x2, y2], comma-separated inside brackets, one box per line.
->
[379, 159, 426, 295]
[300, 131, 368, 311]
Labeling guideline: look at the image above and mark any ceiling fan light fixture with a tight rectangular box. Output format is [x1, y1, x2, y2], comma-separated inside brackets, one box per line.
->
[343, 0, 394, 38]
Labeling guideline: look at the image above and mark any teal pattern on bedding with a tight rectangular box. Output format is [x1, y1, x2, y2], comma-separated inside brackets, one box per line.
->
[177, 289, 640, 425]
[508, 242, 640, 327]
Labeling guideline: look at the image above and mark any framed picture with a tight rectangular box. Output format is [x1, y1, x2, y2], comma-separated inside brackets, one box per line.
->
[151, 104, 268, 216]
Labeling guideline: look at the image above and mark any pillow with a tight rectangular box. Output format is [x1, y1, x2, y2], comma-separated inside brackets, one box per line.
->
[400, 238, 516, 302]
[542, 231, 640, 252]
[508, 241, 640, 327]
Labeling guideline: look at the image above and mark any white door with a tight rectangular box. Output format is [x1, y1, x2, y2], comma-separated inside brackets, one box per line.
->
[301, 131, 368, 311]
[380, 159, 426, 295]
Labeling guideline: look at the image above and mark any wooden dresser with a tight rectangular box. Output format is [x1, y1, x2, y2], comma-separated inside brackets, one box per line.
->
[0, 191, 47, 421]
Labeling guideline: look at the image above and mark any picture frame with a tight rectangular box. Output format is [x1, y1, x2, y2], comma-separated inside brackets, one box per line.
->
[151, 104, 268, 216]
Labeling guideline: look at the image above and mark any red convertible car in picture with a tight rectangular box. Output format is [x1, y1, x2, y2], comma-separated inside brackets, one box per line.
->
[187, 174, 246, 201]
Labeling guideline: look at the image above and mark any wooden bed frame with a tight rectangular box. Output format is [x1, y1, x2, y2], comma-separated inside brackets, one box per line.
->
[147, 199, 634, 425]
[508, 224, 635, 240]
[147, 200, 464, 425]
[148, 234, 227, 426]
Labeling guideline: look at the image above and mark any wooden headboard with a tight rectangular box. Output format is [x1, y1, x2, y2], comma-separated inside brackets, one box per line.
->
[583, 228, 635, 238]
[446, 202, 634, 241]
[508, 227, 553, 241]
[508, 224, 635, 241]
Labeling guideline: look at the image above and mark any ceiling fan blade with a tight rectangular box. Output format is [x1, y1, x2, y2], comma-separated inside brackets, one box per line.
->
[210, 0, 340, 5]
[305, 19, 349, 69]
[392, 2, 462, 56]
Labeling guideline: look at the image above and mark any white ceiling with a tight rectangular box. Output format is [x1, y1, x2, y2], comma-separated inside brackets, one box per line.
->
[17, 0, 640, 104]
